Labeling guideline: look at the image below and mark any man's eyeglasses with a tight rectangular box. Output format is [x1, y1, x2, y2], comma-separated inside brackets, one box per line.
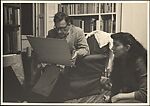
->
[56, 25, 68, 31]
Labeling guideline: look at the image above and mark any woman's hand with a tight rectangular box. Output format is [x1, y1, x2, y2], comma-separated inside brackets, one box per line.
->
[111, 92, 135, 103]
[111, 93, 122, 103]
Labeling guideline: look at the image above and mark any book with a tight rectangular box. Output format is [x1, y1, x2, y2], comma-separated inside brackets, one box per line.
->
[4, 32, 11, 54]
[4, 6, 8, 24]
[8, 7, 13, 24]
[100, 20, 104, 31]
[72, 19, 81, 28]
[96, 20, 100, 30]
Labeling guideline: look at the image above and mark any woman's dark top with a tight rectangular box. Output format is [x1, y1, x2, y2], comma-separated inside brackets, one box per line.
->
[110, 56, 147, 102]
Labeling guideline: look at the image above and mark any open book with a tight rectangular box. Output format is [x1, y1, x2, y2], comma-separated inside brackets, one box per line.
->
[27, 36, 72, 66]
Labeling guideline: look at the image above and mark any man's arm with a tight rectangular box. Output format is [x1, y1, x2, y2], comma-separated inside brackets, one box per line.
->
[75, 28, 90, 58]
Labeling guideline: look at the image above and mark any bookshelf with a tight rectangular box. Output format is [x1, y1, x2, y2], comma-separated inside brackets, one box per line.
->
[58, 3, 121, 34]
[3, 3, 21, 55]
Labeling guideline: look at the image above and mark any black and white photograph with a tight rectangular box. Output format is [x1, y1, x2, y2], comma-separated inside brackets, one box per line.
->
[1, 0, 149, 105]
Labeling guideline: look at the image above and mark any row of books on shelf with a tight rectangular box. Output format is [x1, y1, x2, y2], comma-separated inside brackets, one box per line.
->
[72, 19, 95, 33]
[58, 3, 116, 15]
[3, 29, 21, 54]
[101, 3, 116, 13]
[101, 19, 116, 33]
[3, 5, 20, 25]
[72, 18, 115, 33]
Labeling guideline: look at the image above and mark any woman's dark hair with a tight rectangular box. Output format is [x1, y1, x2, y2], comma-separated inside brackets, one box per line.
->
[111, 32, 147, 64]
[54, 12, 71, 25]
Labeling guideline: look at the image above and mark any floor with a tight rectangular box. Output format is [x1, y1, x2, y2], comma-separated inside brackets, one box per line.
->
[65, 90, 111, 103]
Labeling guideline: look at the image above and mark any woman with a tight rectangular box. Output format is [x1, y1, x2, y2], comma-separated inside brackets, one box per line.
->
[110, 32, 147, 103]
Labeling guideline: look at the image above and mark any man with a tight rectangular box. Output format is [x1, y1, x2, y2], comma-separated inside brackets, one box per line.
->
[46, 12, 90, 102]
[31, 12, 109, 103]
[47, 12, 90, 65]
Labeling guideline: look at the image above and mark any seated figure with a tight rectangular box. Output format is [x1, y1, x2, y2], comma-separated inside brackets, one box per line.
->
[110, 32, 147, 103]
[28, 30, 113, 103]
[28, 12, 113, 102]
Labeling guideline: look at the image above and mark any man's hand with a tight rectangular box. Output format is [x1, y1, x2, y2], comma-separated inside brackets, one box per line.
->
[100, 76, 112, 90]
[71, 51, 78, 67]
[103, 95, 110, 102]
[72, 51, 78, 59]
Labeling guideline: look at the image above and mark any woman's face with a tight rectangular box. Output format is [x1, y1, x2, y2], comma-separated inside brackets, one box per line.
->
[112, 40, 130, 58]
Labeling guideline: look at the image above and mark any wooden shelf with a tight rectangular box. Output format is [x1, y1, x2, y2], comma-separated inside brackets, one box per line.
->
[4, 24, 20, 31]
[4, 24, 20, 27]
[100, 12, 116, 15]
[69, 13, 99, 17]
[3, 3, 20, 9]
[69, 12, 116, 17]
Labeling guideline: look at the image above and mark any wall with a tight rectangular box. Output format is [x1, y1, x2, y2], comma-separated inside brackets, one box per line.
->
[45, 3, 58, 36]
[121, 3, 148, 49]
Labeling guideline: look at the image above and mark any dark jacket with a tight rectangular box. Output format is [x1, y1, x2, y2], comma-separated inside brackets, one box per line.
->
[110, 56, 147, 102]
